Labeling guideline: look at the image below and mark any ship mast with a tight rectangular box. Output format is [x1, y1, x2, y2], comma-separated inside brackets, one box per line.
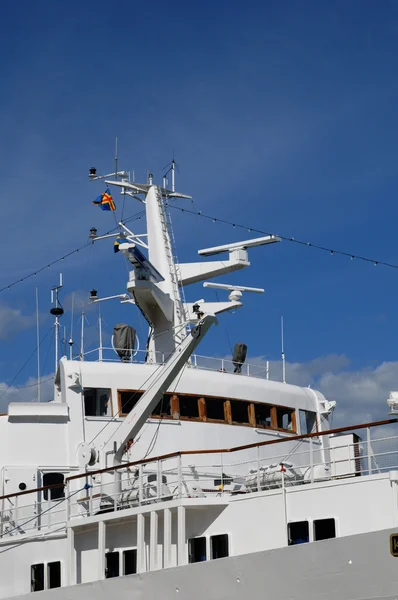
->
[89, 157, 281, 364]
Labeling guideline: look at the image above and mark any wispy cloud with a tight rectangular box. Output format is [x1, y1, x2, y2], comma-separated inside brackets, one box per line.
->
[0, 304, 36, 340]
[246, 354, 398, 427]
[0, 374, 54, 412]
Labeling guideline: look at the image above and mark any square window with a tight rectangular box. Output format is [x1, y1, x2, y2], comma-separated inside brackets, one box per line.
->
[188, 537, 207, 563]
[179, 396, 199, 419]
[206, 399, 225, 421]
[152, 395, 171, 417]
[254, 404, 272, 428]
[210, 534, 229, 559]
[230, 400, 249, 424]
[276, 407, 295, 431]
[119, 391, 143, 415]
[43, 473, 65, 501]
[84, 388, 111, 416]
[314, 518, 336, 541]
[299, 410, 317, 434]
[288, 521, 309, 545]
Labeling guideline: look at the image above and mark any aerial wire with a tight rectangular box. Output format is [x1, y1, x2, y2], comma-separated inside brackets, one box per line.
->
[168, 205, 397, 270]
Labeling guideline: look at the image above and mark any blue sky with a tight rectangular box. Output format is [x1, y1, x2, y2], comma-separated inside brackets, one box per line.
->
[1, 0, 398, 421]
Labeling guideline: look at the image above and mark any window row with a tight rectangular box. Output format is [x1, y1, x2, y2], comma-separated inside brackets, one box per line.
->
[82, 387, 318, 435]
[118, 390, 317, 434]
[105, 549, 137, 579]
[188, 533, 229, 563]
[31, 562, 61, 592]
[288, 518, 336, 546]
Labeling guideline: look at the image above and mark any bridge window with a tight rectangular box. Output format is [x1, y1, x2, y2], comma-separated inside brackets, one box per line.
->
[117, 390, 296, 434]
[105, 551, 120, 578]
[288, 521, 309, 545]
[299, 410, 317, 434]
[119, 390, 143, 415]
[123, 549, 137, 575]
[314, 518, 336, 541]
[179, 395, 200, 419]
[48, 562, 61, 589]
[230, 400, 250, 424]
[84, 388, 111, 417]
[43, 473, 65, 501]
[254, 403, 272, 428]
[211, 534, 229, 559]
[188, 537, 207, 563]
[31, 564, 44, 592]
[276, 407, 296, 431]
[206, 398, 226, 421]
[152, 394, 172, 417]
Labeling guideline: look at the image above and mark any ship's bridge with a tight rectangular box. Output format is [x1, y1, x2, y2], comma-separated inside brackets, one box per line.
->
[56, 352, 332, 468]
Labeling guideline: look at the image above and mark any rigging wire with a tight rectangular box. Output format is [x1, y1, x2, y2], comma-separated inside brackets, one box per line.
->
[0, 486, 85, 540]
[88, 361, 166, 447]
[141, 361, 188, 460]
[1, 199, 394, 298]
[0, 325, 54, 402]
[168, 205, 398, 270]
[0, 210, 145, 296]
[41, 327, 55, 378]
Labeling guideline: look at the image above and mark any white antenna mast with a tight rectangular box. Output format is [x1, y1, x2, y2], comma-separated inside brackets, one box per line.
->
[80, 310, 85, 361]
[69, 291, 74, 360]
[98, 304, 103, 362]
[281, 316, 286, 384]
[114, 137, 118, 181]
[171, 158, 175, 192]
[36, 287, 41, 402]
[50, 274, 64, 371]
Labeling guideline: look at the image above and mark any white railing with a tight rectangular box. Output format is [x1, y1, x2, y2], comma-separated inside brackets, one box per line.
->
[0, 421, 396, 540]
[73, 347, 272, 380]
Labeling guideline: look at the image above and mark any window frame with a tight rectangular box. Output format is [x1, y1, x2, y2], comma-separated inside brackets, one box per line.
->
[31, 561, 62, 592]
[47, 561, 61, 589]
[42, 472, 65, 501]
[105, 551, 120, 579]
[83, 387, 113, 418]
[313, 517, 337, 541]
[299, 409, 318, 435]
[228, 399, 251, 426]
[288, 520, 310, 546]
[274, 404, 297, 433]
[210, 533, 230, 560]
[116, 390, 297, 433]
[31, 563, 45, 593]
[123, 548, 137, 575]
[188, 536, 207, 563]
[118, 389, 144, 416]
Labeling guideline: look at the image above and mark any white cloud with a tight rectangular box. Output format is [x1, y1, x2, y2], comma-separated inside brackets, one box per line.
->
[317, 361, 398, 426]
[249, 354, 398, 428]
[0, 374, 54, 413]
[0, 304, 36, 340]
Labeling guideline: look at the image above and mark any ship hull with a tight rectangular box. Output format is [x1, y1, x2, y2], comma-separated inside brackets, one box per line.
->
[9, 527, 398, 600]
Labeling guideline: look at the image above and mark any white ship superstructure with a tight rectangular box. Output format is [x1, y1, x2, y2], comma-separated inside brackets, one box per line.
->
[0, 162, 397, 600]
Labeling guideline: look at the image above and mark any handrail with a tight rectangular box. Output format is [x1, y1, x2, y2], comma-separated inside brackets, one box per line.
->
[0, 481, 67, 503]
[65, 417, 397, 482]
[0, 417, 395, 501]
